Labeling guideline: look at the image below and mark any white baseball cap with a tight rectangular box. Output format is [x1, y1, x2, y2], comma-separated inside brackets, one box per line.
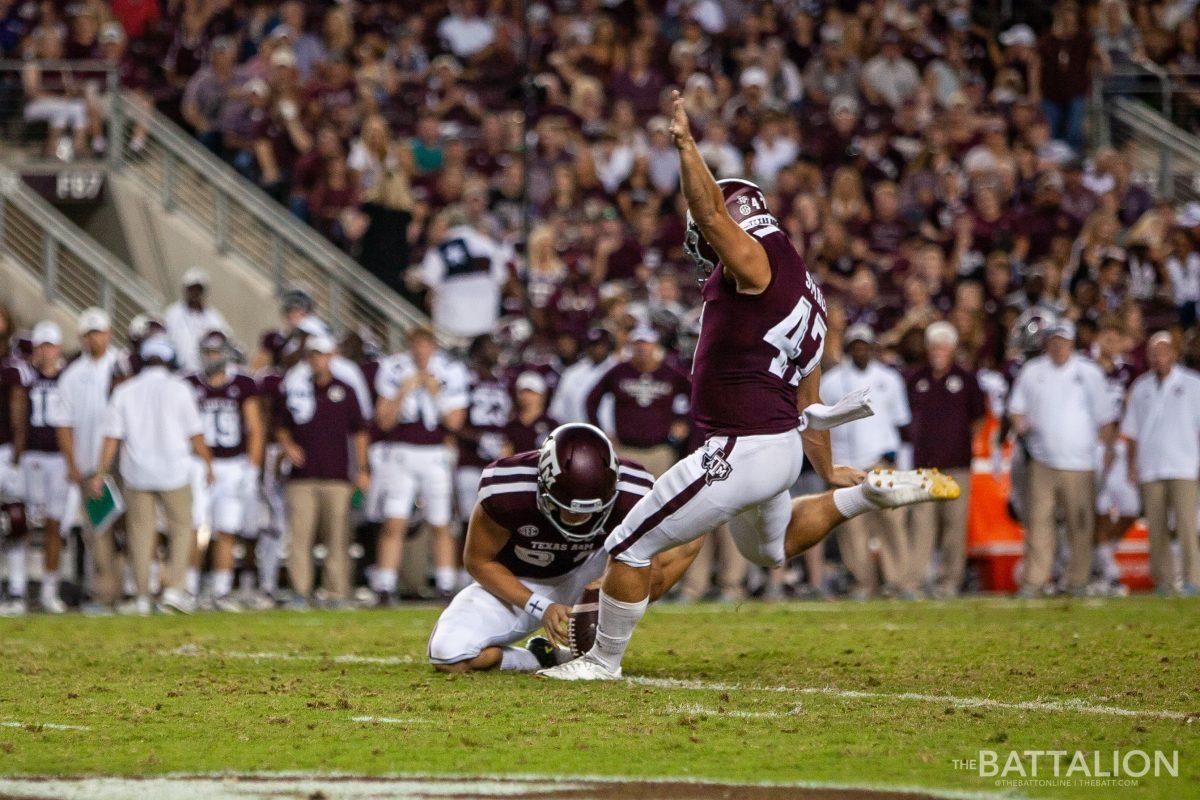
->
[31, 320, 62, 346]
[1048, 320, 1076, 341]
[296, 316, 330, 337]
[740, 66, 768, 89]
[77, 307, 111, 334]
[515, 370, 547, 394]
[631, 326, 660, 344]
[306, 334, 337, 354]
[1147, 331, 1174, 349]
[844, 323, 875, 345]
[182, 268, 210, 288]
[139, 334, 175, 362]
[925, 321, 959, 348]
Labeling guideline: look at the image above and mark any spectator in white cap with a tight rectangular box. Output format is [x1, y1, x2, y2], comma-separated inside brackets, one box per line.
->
[163, 268, 230, 372]
[1121, 332, 1200, 595]
[93, 335, 213, 614]
[502, 370, 559, 455]
[905, 322, 986, 597]
[821, 323, 913, 598]
[9, 320, 69, 614]
[585, 325, 690, 478]
[50, 308, 130, 609]
[1009, 320, 1118, 597]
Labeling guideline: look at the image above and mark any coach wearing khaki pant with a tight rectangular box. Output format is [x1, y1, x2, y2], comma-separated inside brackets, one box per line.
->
[1009, 321, 1117, 597]
[92, 336, 212, 614]
[277, 335, 370, 605]
[1122, 332, 1200, 595]
[905, 323, 985, 597]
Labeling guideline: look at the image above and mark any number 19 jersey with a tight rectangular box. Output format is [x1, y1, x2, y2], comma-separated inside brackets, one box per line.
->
[185, 371, 259, 459]
[690, 223, 828, 438]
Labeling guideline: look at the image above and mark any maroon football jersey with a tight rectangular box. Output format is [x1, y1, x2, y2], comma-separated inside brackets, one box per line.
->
[458, 372, 513, 468]
[186, 371, 259, 459]
[478, 452, 653, 580]
[691, 225, 828, 437]
[585, 361, 690, 447]
[22, 362, 65, 453]
[502, 413, 560, 455]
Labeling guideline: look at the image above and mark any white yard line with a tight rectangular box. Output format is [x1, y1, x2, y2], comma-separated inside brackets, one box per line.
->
[0, 772, 1016, 800]
[166, 646, 1194, 722]
[170, 644, 417, 665]
[665, 703, 803, 720]
[349, 716, 433, 725]
[628, 677, 1195, 721]
[1, 721, 90, 731]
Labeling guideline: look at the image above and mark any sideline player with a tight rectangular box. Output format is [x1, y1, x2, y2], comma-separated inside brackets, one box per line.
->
[428, 423, 699, 673]
[185, 331, 265, 610]
[540, 92, 959, 680]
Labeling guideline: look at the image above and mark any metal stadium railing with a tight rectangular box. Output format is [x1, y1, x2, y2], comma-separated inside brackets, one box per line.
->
[1107, 96, 1200, 202]
[0, 167, 163, 342]
[109, 91, 436, 350]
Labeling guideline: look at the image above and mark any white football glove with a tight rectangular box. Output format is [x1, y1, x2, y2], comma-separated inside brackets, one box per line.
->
[800, 386, 874, 431]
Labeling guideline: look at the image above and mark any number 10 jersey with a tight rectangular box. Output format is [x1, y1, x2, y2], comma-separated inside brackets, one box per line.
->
[690, 221, 828, 438]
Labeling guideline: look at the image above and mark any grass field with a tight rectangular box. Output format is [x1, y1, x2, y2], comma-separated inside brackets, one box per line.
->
[0, 597, 1197, 799]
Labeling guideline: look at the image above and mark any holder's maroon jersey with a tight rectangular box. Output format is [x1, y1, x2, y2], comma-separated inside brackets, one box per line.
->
[476, 451, 654, 580]
[185, 371, 259, 459]
[691, 221, 828, 437]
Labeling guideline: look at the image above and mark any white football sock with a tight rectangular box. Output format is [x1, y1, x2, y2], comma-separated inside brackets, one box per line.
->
[370, 567, 397, 594]
[212, 569, 233, 598]
[434, 567, 456, 594]
[833, 485, 874, 519]
[257, 536, 280, 594]
[186, 567, 200, 597]
[40, 570, 59, 599]
[588, 591, 648, 672]
[6, 542, 27, 598]
[499, 647, 541, 672]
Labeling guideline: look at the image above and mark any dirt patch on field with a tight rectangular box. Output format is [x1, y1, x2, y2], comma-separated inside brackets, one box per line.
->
[0, 774, 963, 800]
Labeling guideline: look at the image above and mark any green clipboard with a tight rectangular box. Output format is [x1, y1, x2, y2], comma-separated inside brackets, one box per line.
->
[84, 476, 125, 534]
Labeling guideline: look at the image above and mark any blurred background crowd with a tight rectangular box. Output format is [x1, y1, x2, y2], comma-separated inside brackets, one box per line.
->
[1, 0, 1199, 613]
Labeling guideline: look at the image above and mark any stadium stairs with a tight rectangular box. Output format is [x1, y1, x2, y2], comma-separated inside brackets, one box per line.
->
[1103, 94, 1200, 204]
[0, 86, 431, 351]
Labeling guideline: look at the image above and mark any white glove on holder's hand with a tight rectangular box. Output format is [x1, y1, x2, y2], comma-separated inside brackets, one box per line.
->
[799, 386, 874, 431]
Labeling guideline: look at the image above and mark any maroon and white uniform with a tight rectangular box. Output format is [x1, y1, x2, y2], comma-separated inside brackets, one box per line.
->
[186, 371, 260, 533]
[427, 452, 654, 666]
[373, 350, 469, 525]
[453, 371, 513, 521]
[606, 211, 828, 569]
[18, 362, 72, 524]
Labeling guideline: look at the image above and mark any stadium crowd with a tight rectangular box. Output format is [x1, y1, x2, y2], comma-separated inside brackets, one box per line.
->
[1, 0, 1200, 613]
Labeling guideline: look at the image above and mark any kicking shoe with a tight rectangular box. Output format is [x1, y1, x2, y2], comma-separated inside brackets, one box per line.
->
[159, 588, 196, 614]
[526, 636, 571, 669]
[536, 653, 622, 681]
[117, 596, 153, 616]
[40, 593, 67, 614]
[863, 468, 960, 508]
[212, 594, 243, 613]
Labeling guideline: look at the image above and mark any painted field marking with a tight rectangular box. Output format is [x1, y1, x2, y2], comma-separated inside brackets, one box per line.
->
[665, 703, 803, 720]
[166, 645, 1193, 723]
[0, 771, 1017, 800]
[629, 677, 1196, 722]
[0, 721, 90, 731]
[350, 716, 433, 725]
[170, 644, 417, 665]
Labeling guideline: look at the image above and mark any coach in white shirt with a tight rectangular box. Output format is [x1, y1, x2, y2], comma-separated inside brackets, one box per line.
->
[163, 268, 231, 373]
[821, 324, 913, 598]
[1122, 332, 1200, 594]
[92, 336, 213, 614]
[549, 327, 616, 425]
[50, 308, 128, 606]
[1009, 321, 1118, 596]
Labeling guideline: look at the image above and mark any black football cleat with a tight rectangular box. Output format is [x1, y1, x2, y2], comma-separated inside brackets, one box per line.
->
[526, 636, 562, 669]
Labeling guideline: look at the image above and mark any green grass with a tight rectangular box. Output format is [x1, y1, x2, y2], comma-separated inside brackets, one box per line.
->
[0, 597, 1197, 798]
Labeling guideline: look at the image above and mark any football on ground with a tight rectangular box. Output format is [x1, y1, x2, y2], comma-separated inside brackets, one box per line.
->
[0, 598, 1195, 800]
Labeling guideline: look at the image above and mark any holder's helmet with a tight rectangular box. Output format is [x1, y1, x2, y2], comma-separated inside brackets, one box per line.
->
[536, 423, 620, 542]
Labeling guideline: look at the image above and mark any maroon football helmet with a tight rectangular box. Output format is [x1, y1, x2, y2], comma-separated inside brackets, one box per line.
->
[684, 178, 775, 282]
[536, 423, 620, 542]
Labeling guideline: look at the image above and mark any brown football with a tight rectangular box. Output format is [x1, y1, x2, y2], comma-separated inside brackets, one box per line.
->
[567, 586, 600, 658]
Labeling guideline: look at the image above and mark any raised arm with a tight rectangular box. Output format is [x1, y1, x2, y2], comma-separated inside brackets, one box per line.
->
[668, 90, 771, 294]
